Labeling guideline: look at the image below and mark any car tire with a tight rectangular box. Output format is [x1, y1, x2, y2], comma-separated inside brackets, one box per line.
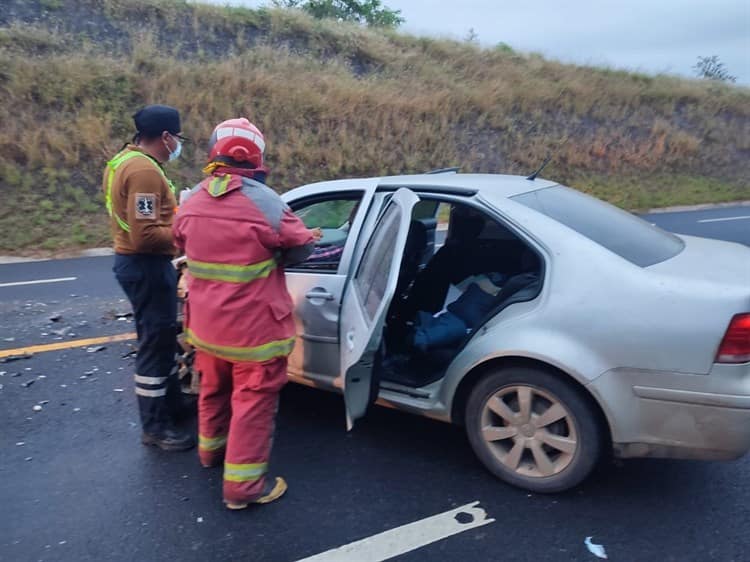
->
[465, 366, 603, 493]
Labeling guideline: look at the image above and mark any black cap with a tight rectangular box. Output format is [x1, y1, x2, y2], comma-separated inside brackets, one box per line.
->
[133, 105, 185, 139]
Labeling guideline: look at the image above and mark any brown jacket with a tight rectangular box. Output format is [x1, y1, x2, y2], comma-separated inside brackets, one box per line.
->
[103, 145, 177, 255]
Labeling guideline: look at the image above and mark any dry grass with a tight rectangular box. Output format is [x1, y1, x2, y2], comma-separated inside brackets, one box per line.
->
[0, 0, 748, 253]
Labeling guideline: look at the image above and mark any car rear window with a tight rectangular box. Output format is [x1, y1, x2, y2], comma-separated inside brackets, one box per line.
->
[512, 186, 684, 266]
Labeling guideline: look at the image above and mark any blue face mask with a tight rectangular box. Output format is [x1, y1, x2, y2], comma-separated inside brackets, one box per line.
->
[166, 134, 182, 162]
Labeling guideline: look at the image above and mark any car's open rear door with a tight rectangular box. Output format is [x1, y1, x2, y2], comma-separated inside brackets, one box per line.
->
[339, 188, 419, 430]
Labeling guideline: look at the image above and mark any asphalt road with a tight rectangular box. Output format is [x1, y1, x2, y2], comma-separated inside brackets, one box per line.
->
[0, 205, 748, 562]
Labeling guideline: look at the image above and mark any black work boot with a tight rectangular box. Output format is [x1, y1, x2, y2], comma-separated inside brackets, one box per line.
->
[141, 427, 195, 451]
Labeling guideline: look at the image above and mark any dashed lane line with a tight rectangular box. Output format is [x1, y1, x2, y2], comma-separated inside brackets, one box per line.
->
[0, 276, 77, 288]
[296, 501, 495, 562]
[697, 215, 750, 224]
[0, 333, 137, 359]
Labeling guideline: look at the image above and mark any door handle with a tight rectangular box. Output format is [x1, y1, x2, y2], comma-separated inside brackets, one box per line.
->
[305, 290, 335, 301]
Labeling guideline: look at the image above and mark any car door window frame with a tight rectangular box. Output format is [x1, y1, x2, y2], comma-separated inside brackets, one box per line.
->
[286, 190, 367, 276]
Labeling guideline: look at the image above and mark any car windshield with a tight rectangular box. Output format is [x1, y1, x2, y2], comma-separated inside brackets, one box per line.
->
[512, 186, 684, 266]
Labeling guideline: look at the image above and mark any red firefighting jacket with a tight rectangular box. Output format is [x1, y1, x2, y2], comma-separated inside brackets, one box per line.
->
[173, 173, 314, 362]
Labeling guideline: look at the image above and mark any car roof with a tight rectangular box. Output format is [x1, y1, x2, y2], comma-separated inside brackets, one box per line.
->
[286, 173, 558, 199]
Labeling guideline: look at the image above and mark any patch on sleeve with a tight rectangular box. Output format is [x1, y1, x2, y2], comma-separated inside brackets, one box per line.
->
[135, 193, 157, 220]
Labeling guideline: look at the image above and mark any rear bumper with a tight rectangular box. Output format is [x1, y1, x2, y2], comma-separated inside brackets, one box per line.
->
[589, 364, 750, 461]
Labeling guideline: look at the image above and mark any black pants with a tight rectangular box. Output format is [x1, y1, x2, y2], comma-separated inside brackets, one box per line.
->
[114, 253, 182, 434]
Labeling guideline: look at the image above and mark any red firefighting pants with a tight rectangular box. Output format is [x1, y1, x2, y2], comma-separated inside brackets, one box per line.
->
[195, 351, 288, 504]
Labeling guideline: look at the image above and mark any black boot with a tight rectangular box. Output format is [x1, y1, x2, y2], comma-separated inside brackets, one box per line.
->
[141, 427, 195, 451]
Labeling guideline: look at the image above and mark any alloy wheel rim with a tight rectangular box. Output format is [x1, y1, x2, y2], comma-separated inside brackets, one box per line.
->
[480, 385, 578, 478]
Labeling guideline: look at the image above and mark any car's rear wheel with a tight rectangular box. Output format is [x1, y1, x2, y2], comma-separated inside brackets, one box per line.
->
[465, 366, 603, 493]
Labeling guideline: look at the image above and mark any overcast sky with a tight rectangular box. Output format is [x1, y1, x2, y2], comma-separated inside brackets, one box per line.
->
[202, 0, 750, 84]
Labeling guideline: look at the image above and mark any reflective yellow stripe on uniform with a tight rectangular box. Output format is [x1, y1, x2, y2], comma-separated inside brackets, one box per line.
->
[184, 329, 295, 363]
[199, 434, 228, 452]
[224, 462, 267, 483]
[207, 175, 231, 197]
[105, 150, 177, 232]
[186, 258, 277, 283]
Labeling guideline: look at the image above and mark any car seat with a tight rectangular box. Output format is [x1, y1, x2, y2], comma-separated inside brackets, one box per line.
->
[396, 220, 428, 296]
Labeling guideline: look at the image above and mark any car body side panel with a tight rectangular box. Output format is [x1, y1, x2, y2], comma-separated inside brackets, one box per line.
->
[286, 272, 346, 384]
[284, 180, 379, 386]
[588, 363, 750, 459]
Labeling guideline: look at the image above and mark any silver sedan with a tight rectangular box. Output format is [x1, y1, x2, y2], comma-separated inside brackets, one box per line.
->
[266, 172, 749, 492]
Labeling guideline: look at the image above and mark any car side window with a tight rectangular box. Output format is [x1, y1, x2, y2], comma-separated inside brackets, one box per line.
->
[354, 202, 402, 321]
[290, 196, 363, 272]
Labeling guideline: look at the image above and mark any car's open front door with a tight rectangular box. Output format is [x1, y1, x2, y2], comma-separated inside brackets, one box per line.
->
[339, 188, 420, 430]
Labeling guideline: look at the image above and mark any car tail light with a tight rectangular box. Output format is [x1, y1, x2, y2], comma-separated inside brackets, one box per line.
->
[716, 314, 750, 364]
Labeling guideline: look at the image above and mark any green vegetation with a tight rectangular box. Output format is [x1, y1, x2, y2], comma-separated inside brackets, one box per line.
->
[0, 0, 748, 254]
[272, 0, 404, 28]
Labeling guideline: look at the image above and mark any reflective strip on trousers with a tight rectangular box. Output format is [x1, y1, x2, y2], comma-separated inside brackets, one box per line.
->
[199, 434, 228, 451]
[186, 257, 276, 283]
[135, 386, 167, 397]
[106, 150, 177, 232]
[134, 375, 167, 385]
[185, 329, 295, 363]
[224, 462, 267, 483]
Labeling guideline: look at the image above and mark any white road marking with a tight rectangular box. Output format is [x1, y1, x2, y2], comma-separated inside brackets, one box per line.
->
[697, 215, 750, 224]
[0, 276, 77, 288]
[297, 501, 495, 562]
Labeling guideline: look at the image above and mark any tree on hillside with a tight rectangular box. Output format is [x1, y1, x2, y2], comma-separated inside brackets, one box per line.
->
[464, 28, 479, 44]
[272, 0, 404, 28]
[693, 55, 736, 83]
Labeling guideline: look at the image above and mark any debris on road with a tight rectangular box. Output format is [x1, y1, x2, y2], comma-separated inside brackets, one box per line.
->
[3, 337, 15, 342]
[51, 327, 72, 337]
[38, 400, 49, 405]
[73, 408, 81, 412]
[49, 314, 62, 322]
[21, 379, 35, 388]
[11, 372, 21, 377]
[196, 517, 204, 523]
[0, 384, 3, 390]
[584, 537, 608, 559]
[32, 405, 42, 412]
[113, 388, 124, 392]
[24, 457, 32, 462]
[86, 346, 106, 353]
[16, 442, 25, 446]
[0, 354, 32, 364]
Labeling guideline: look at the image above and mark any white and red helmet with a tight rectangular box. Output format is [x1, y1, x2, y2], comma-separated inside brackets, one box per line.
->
[208, 118, 265, 167]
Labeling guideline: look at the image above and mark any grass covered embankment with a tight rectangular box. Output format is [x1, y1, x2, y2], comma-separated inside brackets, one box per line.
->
[0, 0, 748, 253]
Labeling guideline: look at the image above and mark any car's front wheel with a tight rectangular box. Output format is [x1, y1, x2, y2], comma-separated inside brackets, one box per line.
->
[465, 366, 604, 493]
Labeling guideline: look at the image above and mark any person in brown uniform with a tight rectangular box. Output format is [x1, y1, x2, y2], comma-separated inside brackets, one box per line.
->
[103, 104, 194, 451]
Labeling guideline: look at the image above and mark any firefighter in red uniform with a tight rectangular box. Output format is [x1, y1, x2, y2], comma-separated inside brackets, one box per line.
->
[173, 118, 318, 509]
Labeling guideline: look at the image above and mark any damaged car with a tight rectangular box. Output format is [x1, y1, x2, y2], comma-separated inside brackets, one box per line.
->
[178, 171, 750, 493]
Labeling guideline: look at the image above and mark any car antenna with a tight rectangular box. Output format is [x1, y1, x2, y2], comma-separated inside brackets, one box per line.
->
[426, 167, 460, 174]
[526, 154, 553, 181]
